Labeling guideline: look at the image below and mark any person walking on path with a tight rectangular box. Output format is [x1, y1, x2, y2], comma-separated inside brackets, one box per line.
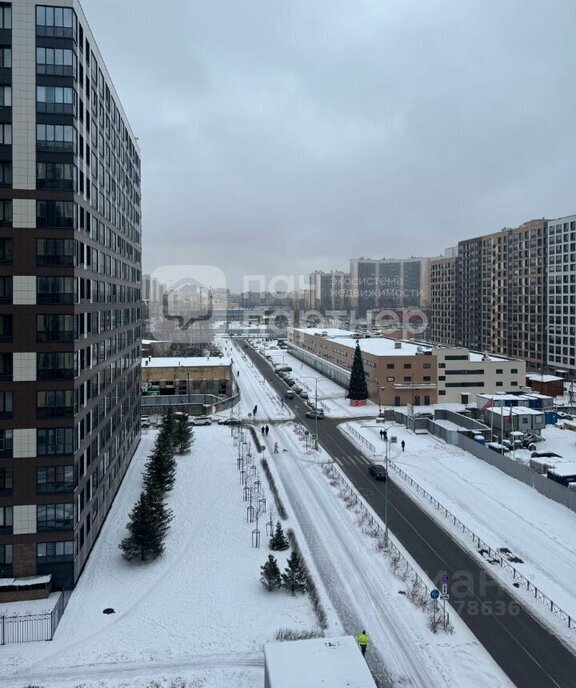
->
[253, 405, 258, 417]
[274, 442, 279, 454]
[357, 630, 369, 656]
[401, 440, 405, 452]
[261, 426, 265, 435]
[265, 425, 269, 436]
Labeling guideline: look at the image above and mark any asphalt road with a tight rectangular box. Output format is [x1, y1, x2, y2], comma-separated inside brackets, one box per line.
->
[240, 341, 576, 688]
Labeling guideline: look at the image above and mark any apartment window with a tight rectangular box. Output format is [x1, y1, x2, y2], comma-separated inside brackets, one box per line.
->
[36, 47, 76, 77]
[37, 504, 74, 532]
[511, 368, 518, 374]
[37, 390, 73, 418]
[37, 541, 73, 562]
[37, 276, 75, 304]
[36, 6, 76, 39]
[0, 430, 12, 457]
[37, 201, 76, 229]
[423, 363, 431, 369]
[0, 123, 10, 145]
[37, 352, 75, 380]
[0, 47, 10, 68]
[37, 466, 75, 494]
[0, 390, 12, 418]
[0, 467, 12, 495]
[386, 363, 395, 369]
[37, 124, 75, 152]
[0, 5, 11, 30]
[0, 353, 11, 381]
[36, 239, 75, 267]
[37, 314, 76, 342]
[37, 162, 75, 191]
[403, 363, 412, 369]
[0, 85, 10, 108]
[0, 161, 11, 186]
[496, 369, 503, 374]
[36, 86, 75, 114]
[0, 199, 11, 226]
[0, 505, 12, 533]
[403, 376, 412, 382]
[0, 237, 11, 265]
[0, 275, 11, 303]
[37, 428, 74, 456]
[0, 314, 12, 341]
[496, 381, 503, 387]
[423, 375, 431, 382]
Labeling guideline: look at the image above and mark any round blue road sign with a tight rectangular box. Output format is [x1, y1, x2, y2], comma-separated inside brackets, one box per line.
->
[430, 589, 440, 600]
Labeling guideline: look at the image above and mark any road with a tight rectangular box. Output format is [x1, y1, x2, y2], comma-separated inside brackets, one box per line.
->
[241, 340, 576, 688]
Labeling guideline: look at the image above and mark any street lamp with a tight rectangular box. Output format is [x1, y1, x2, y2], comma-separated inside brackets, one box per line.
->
[384, 425, 389, 548]
[374, 379, 386, 417]
[301, 375, 320, 451]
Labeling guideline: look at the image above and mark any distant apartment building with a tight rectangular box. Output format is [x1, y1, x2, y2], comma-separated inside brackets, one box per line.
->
[547, 214, 576, 374]
[429, 250, 456, 345]
[308, 270, 349, 311]
[0, 1, 142, 589]
[349, 257, 432, 316]
[455, 237, 483, 351]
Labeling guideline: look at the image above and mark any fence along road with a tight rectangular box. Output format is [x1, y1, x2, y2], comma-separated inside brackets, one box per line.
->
[240, 341, 576, 688]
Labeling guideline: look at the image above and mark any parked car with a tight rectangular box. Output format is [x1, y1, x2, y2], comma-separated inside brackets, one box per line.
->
[285, 389, 295, 399]
[217, 417, 243, 426]
[141, 418, 151, 428]
[190, 415, 213, 426]
[487, 442, 510, 453]
[277, 366, 292, 372]
[292, 385, 303, 393]
[298, 390, 309, 399]
[284, 378, 295, 386]
[531, 451, 563, 459]
[368, 464, 387, 481]
[305, 409, 325, 419]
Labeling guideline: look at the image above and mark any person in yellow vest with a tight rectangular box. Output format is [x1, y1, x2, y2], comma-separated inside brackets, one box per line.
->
[357, 629, 369, 656]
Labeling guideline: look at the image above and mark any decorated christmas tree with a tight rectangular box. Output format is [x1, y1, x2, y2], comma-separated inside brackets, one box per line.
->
[346, 340, 369, 406]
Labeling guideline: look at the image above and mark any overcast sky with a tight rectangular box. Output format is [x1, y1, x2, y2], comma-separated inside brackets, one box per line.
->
[84, 0, 576, 291]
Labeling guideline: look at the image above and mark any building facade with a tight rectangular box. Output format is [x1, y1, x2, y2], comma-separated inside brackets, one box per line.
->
[546, 214, 576, 374]
[308, 270, 349, 312]
[428, 253, 456, 345]
[0, 1, 142, 588]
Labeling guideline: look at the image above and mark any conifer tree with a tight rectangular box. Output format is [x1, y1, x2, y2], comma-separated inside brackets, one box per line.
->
[260, 554, 282, 591]
[282, 550, 307, 596]
[346, 341, 369, 403]
[174, 413, 194, 454]
[119, 489, 172, 561]
[269, 521, 289, 551]
[143, 440, 177, 494]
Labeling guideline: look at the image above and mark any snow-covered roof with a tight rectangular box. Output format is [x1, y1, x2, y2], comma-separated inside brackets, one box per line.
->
[326, 336, 432, 357]
[548, 463, 576, 478]
[487, 406, 544, 416]
[142, 357, 231, 368]
[0, 575, 51, 587]
[294, 327, 357, 338]
[527, 374, 564, 383]
[264, 636, 377, 688]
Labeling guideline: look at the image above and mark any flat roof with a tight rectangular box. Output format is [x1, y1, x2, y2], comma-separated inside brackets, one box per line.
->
[527, 374, 564, 383]
[294, 327, 357, 338]
[143, 357, 231, 368]
[487, 406, 544, 416]
[327, 336, 432, 357]
[548, 463, 576, 478]
[264, 636, 377, 688]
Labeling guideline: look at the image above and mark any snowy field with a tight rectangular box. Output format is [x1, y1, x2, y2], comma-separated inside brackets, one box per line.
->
[0, 591, 60, 618]
[230, 341, 514, 688]
[344, 420, 576, 639]
[0, 425, 321, 688]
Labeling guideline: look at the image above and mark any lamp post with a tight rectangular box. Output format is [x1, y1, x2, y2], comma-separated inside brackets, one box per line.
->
[384, 426, 389, 548]
[302, 375, 320, 450]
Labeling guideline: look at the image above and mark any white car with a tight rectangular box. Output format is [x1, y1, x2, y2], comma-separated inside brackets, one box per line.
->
[190, 416, 213, 426]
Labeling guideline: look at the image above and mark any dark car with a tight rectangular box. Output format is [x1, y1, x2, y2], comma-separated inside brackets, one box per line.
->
[368, 464, 387, 481]
[531, 451, 563, 459]
[217, 418, 243, 426]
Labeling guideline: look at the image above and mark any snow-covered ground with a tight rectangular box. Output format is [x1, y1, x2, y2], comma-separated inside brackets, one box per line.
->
[344, 420, 576, 639]
[512, 423, 576, 466]
[0, 424, 322, 688]
[0, 592, 60, 618]
[230, 341, 514, 688]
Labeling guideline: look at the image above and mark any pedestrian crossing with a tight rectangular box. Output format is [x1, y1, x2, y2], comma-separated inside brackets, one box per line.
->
[334, 453, 379, 467]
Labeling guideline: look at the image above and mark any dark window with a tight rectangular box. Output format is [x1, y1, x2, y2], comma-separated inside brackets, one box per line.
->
[0, 353, 12, 381]
[0, 47, 10, 69]
[423, 375, 431, 382]
[0, 430, 12, 457]
[37, 201, 76, 228]
[36, 86, 75, 114]
[403, 363, 412, 369]
[37, 314, 76, 342]
[439, 390, 446, 396]
[445, 382, 485, 388]
[0, 237, 11, 265]
[37, 390, 73, 418]
[424, 395, 430, 405]
[511, 368, 518, 374]
[0, 199, 11, 227]
[37, 124, 75, 153]
[0, 543, 12, 576]
[37, 465, 75, 493]
[37, 352, 75, 380]
[386, 363, 395, 369]
[0, 390, 12, 418]
[37, 428, 74, 456]
[36, 6, 76, 39]
[37, 276, 75, 304]
[0, 505, 12, 533]
[37, 162, 75, 191]
[37, 541, 73, 562]
[36, 47, 76, 77]
[0, 85, 10, 108]
[438, 363, 446, 369]
[0, 314, 12, 341]
[36, 239, 75, 267]
[496, 381, 503, 387]
[496, 369, 503, 374]
[37, 504, 74, 531]
[445, 354, 468, 361]
[0, 467, 12, 495]
[0, 161, 10, 187]
[423, 363, 431, 369]
[0, 6, 11, 30]
[0, 275, 11, 303]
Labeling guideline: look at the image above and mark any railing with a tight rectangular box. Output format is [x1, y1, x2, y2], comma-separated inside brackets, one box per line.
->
[0, 588, 72, 645]
[344, 424, 376, 453]
[343, 422, 576, 633]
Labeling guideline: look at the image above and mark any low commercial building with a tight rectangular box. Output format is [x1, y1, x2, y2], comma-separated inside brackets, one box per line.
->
[526, 374, 565, 398]
[141, 357, 233, 398]
[485, 405, 546, 434]
[289, 329, 526, 405]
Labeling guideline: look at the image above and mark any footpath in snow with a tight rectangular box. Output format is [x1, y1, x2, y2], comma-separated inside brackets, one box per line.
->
[344, 419, 576, 640]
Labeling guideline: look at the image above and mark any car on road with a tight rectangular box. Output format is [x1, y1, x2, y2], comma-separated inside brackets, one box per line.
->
[217, 417, 243, 426]
[298, 390, 309, 399]
[368, 464, 387, 481]
[285, 389, 295, 399]
[190, 415, 213, 426]
[305, 409, 325, 419]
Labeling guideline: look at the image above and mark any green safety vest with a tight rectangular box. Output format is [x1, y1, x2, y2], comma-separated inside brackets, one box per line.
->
[358, 633, 369, 646]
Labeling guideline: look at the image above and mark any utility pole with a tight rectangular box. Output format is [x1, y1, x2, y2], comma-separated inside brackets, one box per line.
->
[384, 428, 389, 548]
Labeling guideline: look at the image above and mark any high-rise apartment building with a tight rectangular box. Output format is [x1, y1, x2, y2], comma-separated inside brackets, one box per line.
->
[0, 1, 142, 588]
[455, 237, 483, 350]
[547, 214, 576, 374]
[308, 270, 349, 311]
[429, 251, 456, 345]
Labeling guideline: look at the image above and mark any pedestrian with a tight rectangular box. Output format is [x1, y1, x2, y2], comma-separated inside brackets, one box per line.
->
[261, 426, 265, 435]
[265, 425, 269, 436]
[379, 429, 384, 440]
[253, 405, 258, 416]
[357, 629, 369, 656]
[274, 442, 279, 454]
[401, 440, 405, 452]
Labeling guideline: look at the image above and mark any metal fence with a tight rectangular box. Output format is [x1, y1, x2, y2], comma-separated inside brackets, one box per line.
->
[0, 588, 71, 645]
